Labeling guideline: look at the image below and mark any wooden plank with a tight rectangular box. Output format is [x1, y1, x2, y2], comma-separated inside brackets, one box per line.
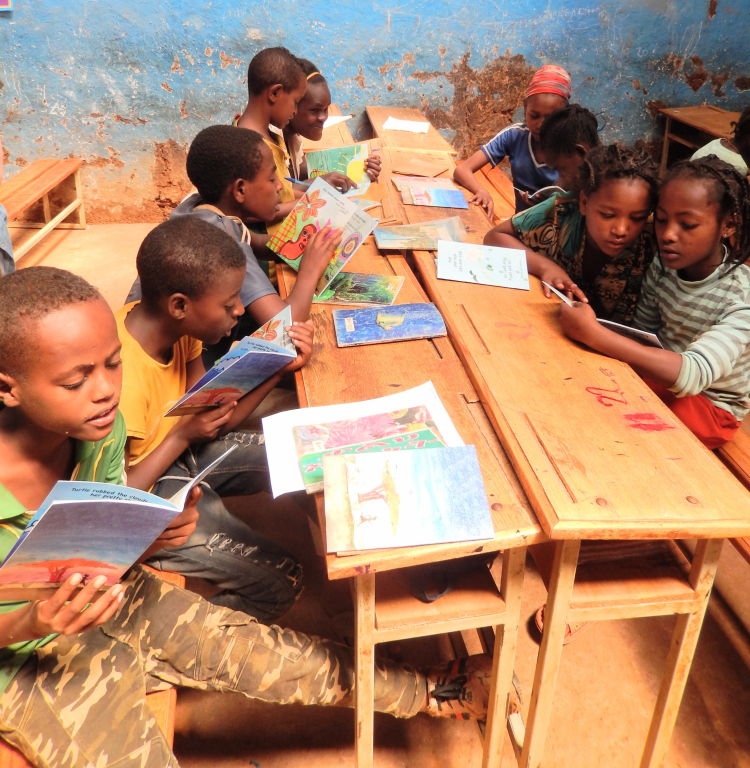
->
[300, 104, 356, 151]
[1, 159, 84, 220]
[354, 573, 376, 768]
[657, 105, 740, 139]
[366, 105, 456, 154]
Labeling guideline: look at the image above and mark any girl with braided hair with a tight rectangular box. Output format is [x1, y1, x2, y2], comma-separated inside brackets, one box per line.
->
[692, 105, 750, 175]
[560, 157, 750, 448]
[485, 142, 659, 323]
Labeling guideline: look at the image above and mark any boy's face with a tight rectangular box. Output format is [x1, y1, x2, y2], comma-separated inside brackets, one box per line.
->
[269, 79, 308, 129]
[524, 93, 568, 142]
[0, 299, 122, 442]
[288, 81, 331, 141]
[179, 267, 246, 345]
[544, 146, 589, 193]
[237, 143, 283, 222]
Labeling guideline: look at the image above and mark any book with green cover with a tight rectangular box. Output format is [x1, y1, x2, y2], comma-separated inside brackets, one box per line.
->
[312, 272, 404, 306]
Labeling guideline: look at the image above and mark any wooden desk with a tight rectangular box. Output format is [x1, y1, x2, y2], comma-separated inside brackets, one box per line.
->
[658, 105, 741, 176]
[300, 104, 356, 151]
[366, 105, 456, 154]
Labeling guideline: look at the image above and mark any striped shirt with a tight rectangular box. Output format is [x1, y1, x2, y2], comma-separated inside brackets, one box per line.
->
[632, 258, 750, 420]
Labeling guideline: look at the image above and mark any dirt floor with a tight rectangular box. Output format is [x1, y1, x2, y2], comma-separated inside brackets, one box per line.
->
[12, 224, 750, 768]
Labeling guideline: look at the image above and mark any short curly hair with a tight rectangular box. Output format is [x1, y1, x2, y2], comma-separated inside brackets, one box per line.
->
[579, 143, 659, 207]
[295, 56, 326, 87]
[0, 267, 102, 377]
[186, 125, 265, 204]
[247, 46, 305, 97]
[136, 218, 246, 305]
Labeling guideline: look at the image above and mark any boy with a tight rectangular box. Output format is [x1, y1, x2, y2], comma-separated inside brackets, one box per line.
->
[0, 266, 508, 768]
[234, 47, 307, 233]
[118, 217, 323, 622]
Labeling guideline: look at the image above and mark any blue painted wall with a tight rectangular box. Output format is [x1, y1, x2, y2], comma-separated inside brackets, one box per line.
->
[1, 0, 748, 219]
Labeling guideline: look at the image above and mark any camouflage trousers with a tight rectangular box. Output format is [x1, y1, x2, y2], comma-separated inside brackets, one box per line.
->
[0, 567, 428, 768]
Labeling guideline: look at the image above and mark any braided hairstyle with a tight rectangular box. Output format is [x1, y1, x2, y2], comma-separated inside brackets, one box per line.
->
[732, 105, 750, 165]
[662, 156, 750, 270]
[579, 143, 659, 207]
[539, 104, 600, 155]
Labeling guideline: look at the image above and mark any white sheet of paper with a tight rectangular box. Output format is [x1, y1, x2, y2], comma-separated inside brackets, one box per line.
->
[262, 381, 464, 498]
[382, 116, 430, 133]
[542, 281, 575, 306]
[437, 241, 529, 290]
[323, 115, 352, 128]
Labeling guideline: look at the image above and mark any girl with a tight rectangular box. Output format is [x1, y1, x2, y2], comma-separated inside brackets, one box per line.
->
[485, 143, 659, 323]
[692, 105, 750, 175]
[283, 58, 381, 192]
[454, 64, 571, 217]
[560, 157, 750, 449]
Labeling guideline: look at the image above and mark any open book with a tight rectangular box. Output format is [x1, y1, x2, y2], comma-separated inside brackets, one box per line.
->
[391, 176, 469, 209]
[0, 445, 237, 599]
[166, 307, 296, 417]
[374, 217, 466, 251]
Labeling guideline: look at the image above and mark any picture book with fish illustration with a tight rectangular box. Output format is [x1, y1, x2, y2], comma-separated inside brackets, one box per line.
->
[322, 446, 494, 553]
[312, 272, 404, 306]
[437, 241, 530, 291]
[391, 176, 469, 209]
[165, 306, 296, 417]
[292, 405, 446, 493]
[267, 178, 377, 294]
[374, 216, 465, 251]
[332, 303, 447, 347]
[0, 446, 237, 599]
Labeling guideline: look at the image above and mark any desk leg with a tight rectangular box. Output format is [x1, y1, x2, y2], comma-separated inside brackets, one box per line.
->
[659, 117, 672, 178]
[355, 572, 376, 768]
[520, 539, 581, 768]
[640, 538, 722, 768]
[482, 546, 526, 768]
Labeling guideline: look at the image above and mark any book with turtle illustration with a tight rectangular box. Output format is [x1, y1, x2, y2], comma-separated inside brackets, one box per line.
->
[391, 176, 469, 209]
[267, 177, 377, 295]
[332, 303, 446, 347]
[293, 405, 446, 493]
[374, 216, 466, 250]
[436, 241, 530, 290]
[312, 272, 404, 306]
[322, 446, 494, 553]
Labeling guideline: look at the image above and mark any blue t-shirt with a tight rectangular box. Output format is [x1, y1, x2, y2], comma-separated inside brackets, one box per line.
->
[481, 124, 559, 212]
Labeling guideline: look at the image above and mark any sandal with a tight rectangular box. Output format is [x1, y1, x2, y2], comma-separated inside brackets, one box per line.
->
[534, 605, 591, 645]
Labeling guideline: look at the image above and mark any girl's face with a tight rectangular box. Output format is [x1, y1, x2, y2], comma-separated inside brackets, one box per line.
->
[523, 93, 568, 142]
[655, 178, 734, 279]
[579, 178, 652, 258]
[288, 80, 331, 141]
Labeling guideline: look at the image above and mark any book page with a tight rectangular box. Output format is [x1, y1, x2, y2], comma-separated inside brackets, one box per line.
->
[437, 241, 530, 290]
[382, 116, 430, 133]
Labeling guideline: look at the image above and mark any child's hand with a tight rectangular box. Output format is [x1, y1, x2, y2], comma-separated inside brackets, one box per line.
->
[176, 402, 237, 445]
[469, 187, 494, 219]
[365, 153, 382, 181]
[321, 172, 357, 193]
[284, 320, 315, 372]
[559, 301, 600, 345]
[144, 486, 201, 557]
[26, 573, 125, 638]
[539, 264, 588, 303]
[298, 225, 344, 279]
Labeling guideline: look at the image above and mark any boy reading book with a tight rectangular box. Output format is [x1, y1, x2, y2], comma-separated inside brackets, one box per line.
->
[0, 266, 510, 768]
[119, 217, 313, 622]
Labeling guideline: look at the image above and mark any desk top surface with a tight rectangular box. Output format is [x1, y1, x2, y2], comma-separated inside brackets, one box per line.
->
[366, 106, 456, 154]
[659, 105, 741, 139]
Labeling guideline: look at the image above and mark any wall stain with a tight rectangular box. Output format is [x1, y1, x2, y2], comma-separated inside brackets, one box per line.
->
[708, 0, 718, 18]
[735, 75, 750, 92]
[219, 51, 240, 70]
[710, 72, 730, 97]
[171, 55, 184, 75]
[161, 82, 173, 93]
[152, 139, 192, 214]
[684, 55, 708, 92]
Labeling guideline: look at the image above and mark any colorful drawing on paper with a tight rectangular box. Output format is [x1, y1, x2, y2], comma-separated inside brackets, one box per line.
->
[374, 216, 466, 251]
[312, 273, 405, 306]
[391, 176, 469, 210]
[332, 303, 446, 347]
[306, 145, 369, 183]
[0, 0, 13, 10]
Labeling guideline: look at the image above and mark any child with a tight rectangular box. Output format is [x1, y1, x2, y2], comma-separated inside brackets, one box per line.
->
[234, 47, 307, 234]
[692, 105, 750, 175]
[453, 64, 572, 217]
[283, 57, 381, 192]
[559, 157, 750, 449]
[118, 217, 319, 622]
[485, 143, 659, 324]
[0, 136, 12, 278]
[0, 267, 506, 768]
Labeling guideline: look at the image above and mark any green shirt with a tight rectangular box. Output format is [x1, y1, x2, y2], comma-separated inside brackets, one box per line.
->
[0, 410, 127, 693]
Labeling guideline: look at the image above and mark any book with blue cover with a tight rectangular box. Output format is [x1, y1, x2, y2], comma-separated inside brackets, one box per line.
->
[332, 303, 447, 347]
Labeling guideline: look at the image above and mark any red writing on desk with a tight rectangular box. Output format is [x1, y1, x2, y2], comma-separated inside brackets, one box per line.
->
[623, 412, 675, 432]
[586, 381, 628, 407]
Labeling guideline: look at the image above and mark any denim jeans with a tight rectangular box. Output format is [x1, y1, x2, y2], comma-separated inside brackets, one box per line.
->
[146, 431, 303, 622]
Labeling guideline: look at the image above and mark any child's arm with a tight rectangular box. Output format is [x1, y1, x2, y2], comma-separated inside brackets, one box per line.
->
[453, 150, 495, 219]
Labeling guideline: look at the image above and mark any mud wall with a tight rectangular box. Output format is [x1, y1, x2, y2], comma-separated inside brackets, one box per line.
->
[1, 0, 748, 222]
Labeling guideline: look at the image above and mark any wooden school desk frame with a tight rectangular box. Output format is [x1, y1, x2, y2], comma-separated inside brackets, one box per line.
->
[366, 105, 457, 155]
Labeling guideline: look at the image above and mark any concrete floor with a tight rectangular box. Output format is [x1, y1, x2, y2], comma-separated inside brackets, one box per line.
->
[13, 224, 750, 768]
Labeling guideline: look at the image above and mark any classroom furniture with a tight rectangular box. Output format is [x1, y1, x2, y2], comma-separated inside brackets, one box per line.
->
[716, 416, 750, 566]
[657, 105, 741, 177]
[300, 104, 356, 151]
[0, 158, 86, 261]
[0, 567, 183, 767]
[366, 105, 456, 154]
[471, 163, 516, 223]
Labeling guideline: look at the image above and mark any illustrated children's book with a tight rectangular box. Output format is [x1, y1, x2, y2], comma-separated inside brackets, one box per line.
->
[165, 306, 296, 416]
[306, 144, 372, 199]
[332, 303, 447, 347]
[374, 217, 465, 251]
[0, 445, 237, 599]
[391, 176, 469, 210]
[312, 272, 405, 306]
[437, 241, 530, 290]
[267, 178, 377, 295]
[293, 405, 446, 493]
[322, 445, 494, 553]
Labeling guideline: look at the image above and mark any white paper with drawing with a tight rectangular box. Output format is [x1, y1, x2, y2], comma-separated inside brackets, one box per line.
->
[437, 241, 529, 290]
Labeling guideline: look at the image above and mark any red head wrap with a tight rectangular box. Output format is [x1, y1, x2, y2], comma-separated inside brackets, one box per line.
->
[526, 65, 572, 101]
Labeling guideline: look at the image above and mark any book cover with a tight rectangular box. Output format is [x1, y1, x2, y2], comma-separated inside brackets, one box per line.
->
[312, 272, 404, 306]
[293, 405, 446, 493]
[306, 144, 369, 183]
[332, 303, 447, 347]
[391, 176, 469, 210]
[322, 445, 494, 553]
[597, 319, 663, 348]
[374, 216, 465, 251]
[165, 306, 295, 416]
[437, 241, 530, 290]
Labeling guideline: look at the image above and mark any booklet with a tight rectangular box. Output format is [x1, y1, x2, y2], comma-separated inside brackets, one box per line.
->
[306, 144, 369, 183]
[322, 114, 352, 129]
[382, 116, 430, 133]
[0, 446, 237, 599]
[267, 178, 377, 294]
[323, 446, 494, 553]
[165, 307, 296, 417]
[332, 303, 447, 347]
[312, 272, 404, 306]
[437, 241, 529, 290]
[391, 176, 469, 209]
[374, 216, 466, 251]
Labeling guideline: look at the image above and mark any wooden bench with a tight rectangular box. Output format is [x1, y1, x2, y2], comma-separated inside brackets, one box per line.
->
[0, 159, 86, 261]
[716, 417, 750, 565]
[0, 568, 181, 767]
[471, 163, 516, 224]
